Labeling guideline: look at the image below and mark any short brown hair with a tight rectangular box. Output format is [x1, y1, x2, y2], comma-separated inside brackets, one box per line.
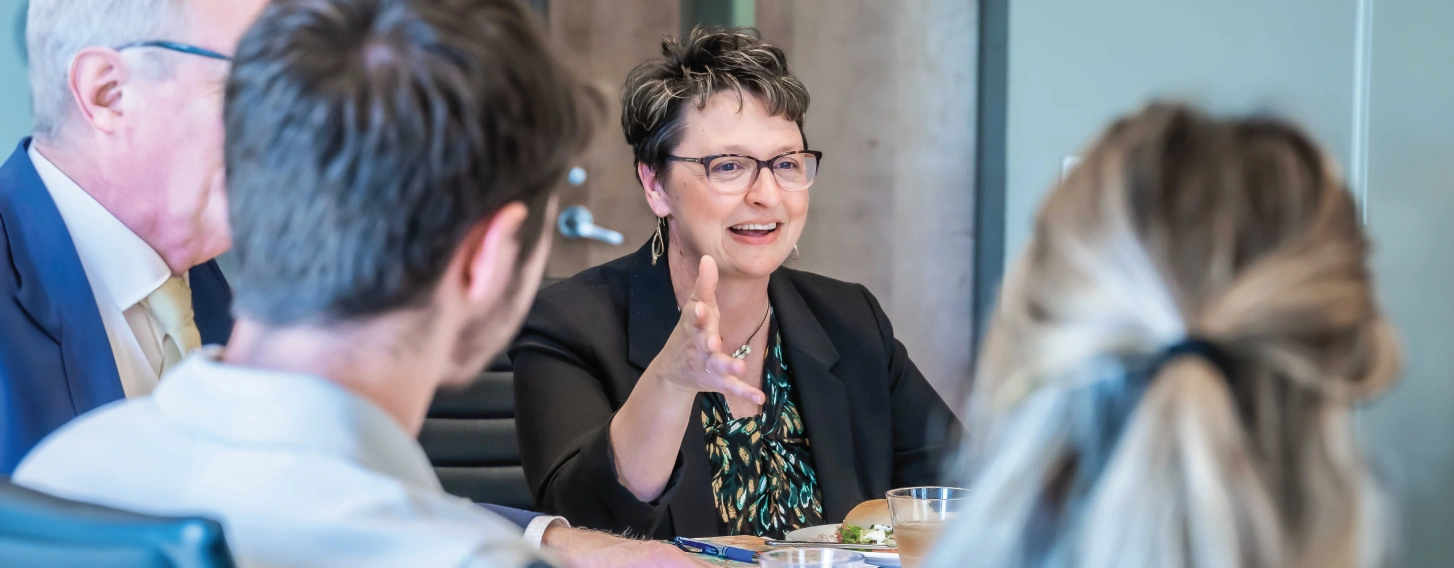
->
[620, 26, 809, 178]
[225, 0, 597, 325]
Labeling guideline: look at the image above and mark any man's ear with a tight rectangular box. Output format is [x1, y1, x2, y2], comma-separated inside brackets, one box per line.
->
[462, 202, 530, 304]
[639, 162, 673, 219]
[68, 47, 132, 134]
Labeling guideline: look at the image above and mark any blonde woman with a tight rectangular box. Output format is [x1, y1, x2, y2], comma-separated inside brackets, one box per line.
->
[929, 103, 1401, 568]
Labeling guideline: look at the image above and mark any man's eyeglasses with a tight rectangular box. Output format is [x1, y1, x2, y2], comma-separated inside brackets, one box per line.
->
[666, 150, 823, 195]
[115, 40, 232, 62]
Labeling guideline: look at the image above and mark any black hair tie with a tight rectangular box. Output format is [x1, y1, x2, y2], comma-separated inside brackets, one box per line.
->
[1062, 337, 1239, 536]
[1150, 337, 1234, 380]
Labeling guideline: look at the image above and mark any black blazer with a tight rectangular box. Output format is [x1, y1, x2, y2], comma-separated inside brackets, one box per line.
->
[510, 242, 960, 538]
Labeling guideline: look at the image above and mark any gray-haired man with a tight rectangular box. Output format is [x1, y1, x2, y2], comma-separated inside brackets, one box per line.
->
[1, 0, 261, 474]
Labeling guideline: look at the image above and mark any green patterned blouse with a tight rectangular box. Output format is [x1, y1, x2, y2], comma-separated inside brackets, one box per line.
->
[700, 313, 825, 538]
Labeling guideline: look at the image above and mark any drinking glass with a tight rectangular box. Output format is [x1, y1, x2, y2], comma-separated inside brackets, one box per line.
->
[758, 548, 865, 567]
[886, 486, 971, 568]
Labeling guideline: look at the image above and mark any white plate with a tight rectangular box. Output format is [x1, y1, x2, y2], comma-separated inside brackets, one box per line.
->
[783, 524, 901, 567]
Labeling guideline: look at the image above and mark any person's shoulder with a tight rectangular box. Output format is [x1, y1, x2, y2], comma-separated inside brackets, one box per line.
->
[775, 267, 893, 350]
[0, 139, 37, 204]
[317, 489, 549, 568]
[0, 210, 14, 290]
[514, 251, 638, 359]
[525, 250, 635, 330]
[0, 143, 26, 280]
[12, 398, 168, 489]
[212, 485, 549, 568]
[0, 140, 56, 293]
[536, 252, 634, 306]
[778, 267, 877, 311]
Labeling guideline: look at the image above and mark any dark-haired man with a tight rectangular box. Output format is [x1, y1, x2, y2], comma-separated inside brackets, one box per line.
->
[14, 0, 705, 566]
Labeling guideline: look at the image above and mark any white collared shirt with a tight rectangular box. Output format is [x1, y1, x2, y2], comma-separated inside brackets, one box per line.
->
[15, 350, 558, 568]
[28, 144, 172, 397]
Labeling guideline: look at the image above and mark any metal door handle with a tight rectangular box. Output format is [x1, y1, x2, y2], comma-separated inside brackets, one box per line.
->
[557, 205, 624, 245]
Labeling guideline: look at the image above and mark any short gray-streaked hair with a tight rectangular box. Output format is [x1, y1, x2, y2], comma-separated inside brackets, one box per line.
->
[26, 0, 186, 140]
[620, 26, 810, 179]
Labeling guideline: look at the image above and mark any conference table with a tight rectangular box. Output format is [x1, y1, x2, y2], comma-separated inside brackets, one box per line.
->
[687, 535, 773, 567]
[682, 532, 906, 566]
[683, 534, 904, 567]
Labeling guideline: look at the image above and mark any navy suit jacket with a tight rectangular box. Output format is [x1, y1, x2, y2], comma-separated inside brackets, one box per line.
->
[0, 139, 236, 473]
[0, 139, 541, 529]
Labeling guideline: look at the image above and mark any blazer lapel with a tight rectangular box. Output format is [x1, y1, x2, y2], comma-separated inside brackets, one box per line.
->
[769, 272, 863, 523]
[0, 139, 124, 413]
[622, 241, 721, 536]
[671, 393, 722, 537]
[626, 241, 679, 371]
[188, 259, 235, 345]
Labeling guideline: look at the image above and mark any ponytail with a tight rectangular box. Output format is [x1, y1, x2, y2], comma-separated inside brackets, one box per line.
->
[1078, 356, 1283, 568]
[931, 103, 1399, 568]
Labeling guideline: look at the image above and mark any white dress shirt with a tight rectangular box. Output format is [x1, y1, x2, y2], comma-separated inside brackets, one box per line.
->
[16, 350, 558, 568]
[28, 145, 172, 397]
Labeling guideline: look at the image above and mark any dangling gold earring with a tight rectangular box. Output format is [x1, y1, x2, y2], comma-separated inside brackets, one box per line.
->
[792, 244, 801, 260]
[651, 217, 667, 265]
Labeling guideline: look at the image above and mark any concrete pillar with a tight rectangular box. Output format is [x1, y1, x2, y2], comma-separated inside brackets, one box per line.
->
[759, 1, 979, 409]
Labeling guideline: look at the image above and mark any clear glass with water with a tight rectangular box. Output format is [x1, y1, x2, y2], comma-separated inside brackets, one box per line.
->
[886, 486, 971, 568]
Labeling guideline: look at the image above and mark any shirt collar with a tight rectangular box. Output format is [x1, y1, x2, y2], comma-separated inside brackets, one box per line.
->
[27, 145, 172, 311]
[151, 348, 443, 491]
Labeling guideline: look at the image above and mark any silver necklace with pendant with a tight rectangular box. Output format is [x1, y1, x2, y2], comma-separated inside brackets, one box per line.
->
[732, 306, 774, 360]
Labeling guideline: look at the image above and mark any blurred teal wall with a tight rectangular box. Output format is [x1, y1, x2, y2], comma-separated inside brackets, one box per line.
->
[1003, 0, 1358, 258]
[1360, 1, 1454, 565]
[1, 0, 29, 145]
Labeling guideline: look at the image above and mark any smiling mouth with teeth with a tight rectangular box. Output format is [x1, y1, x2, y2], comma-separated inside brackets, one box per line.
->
[729, 222, 779, 237]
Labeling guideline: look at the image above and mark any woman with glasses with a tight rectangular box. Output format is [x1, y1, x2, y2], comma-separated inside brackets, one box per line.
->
[510, 27, 960, 539]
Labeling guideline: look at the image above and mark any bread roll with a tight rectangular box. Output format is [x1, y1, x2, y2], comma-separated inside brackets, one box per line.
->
[842, 499, 891, 528]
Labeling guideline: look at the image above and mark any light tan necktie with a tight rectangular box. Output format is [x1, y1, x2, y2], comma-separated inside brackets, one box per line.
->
[145, 276, 202, 374]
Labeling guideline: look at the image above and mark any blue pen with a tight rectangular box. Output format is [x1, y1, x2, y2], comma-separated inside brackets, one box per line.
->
[671, 537, 760, 564]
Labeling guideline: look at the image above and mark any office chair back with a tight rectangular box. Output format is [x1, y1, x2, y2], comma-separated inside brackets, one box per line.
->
[420, 352, 535, 510]
[419, 278, 562, 511]
[0, 478, 234, 568]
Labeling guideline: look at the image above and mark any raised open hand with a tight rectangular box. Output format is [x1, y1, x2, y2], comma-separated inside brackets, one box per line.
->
[651, 255, 766, 405]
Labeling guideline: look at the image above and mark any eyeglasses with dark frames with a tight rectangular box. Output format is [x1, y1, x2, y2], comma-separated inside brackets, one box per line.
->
[665, 150, 823, 195]
[115, 40, 232, 62]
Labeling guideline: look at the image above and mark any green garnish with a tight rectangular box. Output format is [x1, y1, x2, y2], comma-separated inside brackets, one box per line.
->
[838, 524, 894, 546]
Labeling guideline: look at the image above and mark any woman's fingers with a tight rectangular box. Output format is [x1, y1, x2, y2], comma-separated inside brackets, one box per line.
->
[705, 352, 745, 378]
[690, 256, 719, 309]
[675, 255, 765, 400]
[704, 353, 763, 404]
[685, 257, 722, 352]
[717, 375, 767, 406]
[689, 303, 721, 354]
